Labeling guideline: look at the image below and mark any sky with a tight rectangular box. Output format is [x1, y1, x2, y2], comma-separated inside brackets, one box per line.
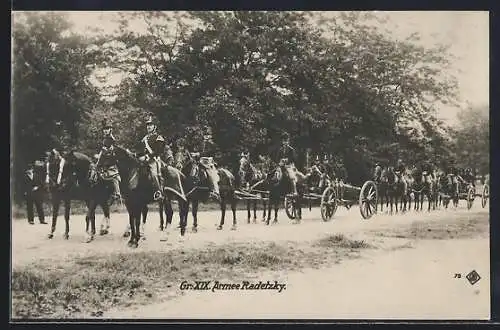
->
[32, 11, 491, 126]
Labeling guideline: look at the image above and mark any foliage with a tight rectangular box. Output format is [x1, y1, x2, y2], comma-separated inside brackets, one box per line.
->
[450, 104, 489, 174]
[12, 11, 472, 201]
[12, 12, 105, 199]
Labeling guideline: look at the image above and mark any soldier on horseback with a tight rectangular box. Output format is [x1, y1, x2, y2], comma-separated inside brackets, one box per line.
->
[139, 114, 166, 201]
[94, 120, 122, 201]
[394, 158, 408, 188]
[271, 132, 299, 195]
[462, 168, 475, 187]
[373, 161, 383, 183]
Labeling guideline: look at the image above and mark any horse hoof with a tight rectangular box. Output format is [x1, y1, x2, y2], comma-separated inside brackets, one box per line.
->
[47, 233, 54, 239]
[132, 242, 138, 248]
[231, 226, 237, 231]
[141, 236, 146, 241]
[192, 227, 198, 233]
[217, 226, 223, 230]
[127, 240, 133, 247]
[253, 219, 257, 224]
[63, 234, 69, 240]
[85, 236, 93, 243]
[99, 230, 106, 236]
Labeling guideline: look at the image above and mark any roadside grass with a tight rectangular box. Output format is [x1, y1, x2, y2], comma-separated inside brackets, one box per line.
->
[371, 211, 489, 240]
[11, 235, 372, 319]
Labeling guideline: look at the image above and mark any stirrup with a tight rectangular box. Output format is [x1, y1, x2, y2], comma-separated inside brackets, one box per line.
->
[153, 190, 163, 201]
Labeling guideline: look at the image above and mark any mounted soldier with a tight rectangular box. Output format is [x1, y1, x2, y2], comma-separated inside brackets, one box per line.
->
[271, 132, 299, 195]
[94, 120, 122, 201]
[139, 114, 166, 201]
[373, 161, 383, 183]
[462, 168, 475, 186]
[394, 158, 408, 186]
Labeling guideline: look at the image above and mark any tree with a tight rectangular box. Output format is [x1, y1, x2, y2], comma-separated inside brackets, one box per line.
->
[100, 11, 460, 182]
[12, 12, 104, 200]
[451, 104, 489, 174]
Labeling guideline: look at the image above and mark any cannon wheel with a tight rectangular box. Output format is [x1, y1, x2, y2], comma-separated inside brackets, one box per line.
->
[320, 186, 337, 222]
[467, 186, 475, 210]
[481, 184, 489, 208]
[359, 181, 378, 220]
[284, 195, 296, 220]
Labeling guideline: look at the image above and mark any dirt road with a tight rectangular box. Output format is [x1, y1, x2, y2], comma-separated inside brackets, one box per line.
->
[11, 202, 490, 319]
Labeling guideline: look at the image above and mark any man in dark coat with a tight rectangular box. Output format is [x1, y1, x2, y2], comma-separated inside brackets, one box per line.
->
[23, 162, 47, 225]
[139, 115, 166, 201]
[95, 121, 122, 201]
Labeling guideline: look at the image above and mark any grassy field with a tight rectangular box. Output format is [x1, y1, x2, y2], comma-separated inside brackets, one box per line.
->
[11, 211, 489, 319]
[12, 234, 371, 318]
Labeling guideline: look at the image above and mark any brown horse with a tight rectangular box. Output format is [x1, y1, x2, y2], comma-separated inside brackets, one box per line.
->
[237, 153, 268, 224]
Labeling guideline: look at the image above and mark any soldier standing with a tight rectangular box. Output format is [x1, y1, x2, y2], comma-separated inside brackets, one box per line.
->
[23, 162, 47, 225]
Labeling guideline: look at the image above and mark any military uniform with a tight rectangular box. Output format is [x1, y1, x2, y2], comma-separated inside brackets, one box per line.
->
[140, 116, 166, 200]
[271, 133, 299, 195]
[96, 123, 121, 200]
[23, 163, 47, 224]
[394, 160, 408, 191]
[373, 163, 383, 183]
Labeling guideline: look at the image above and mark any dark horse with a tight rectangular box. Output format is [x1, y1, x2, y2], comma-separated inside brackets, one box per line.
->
[158, 164, 190, 240]
[380, 167, 406, 214]
[177, 153, 221, 232]
[264, 160, 309, 225]
[437, 172, 459, 208]
[45, 149, 110, 240]
[410, 168, 435, 212]
[110, 145, 172, 248]
[237, 153, 268, 224]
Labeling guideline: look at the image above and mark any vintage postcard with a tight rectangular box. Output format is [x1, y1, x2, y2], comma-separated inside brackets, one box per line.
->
[10, 10, 490, 320]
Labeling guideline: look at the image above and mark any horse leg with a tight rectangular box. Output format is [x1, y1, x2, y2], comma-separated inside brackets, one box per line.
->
[192, 199, 199, 231]
[48, 197, 61, 239]
[273, 198, 279, 224]
[252, 200, 257, 223]
[266, 198, 272, 225]
[247, 201, 251, 224]
[104, 202, 111, 233]
[64, 199, 71, 240]
[140, 206, 147, 240]
[179, 200, 188, 237]
[231, 194, 237, 230]
[217, 197, 226, 230]
[160, 201, 172, 241]
[262, 200, 267, 222]
[159, 201, 164, 231]
[294, 195, 302, 223]
[86, 202, 97, 243]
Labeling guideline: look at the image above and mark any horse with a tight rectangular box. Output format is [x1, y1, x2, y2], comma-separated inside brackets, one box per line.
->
[410, 168, 434, 212]
[380, 167, 401, 214]
[44, 149, 110, 240]
[264, 160, 310, 225]
[237, 153, 268, 224]
[178, 153, 221, 232]
[437, 172, 457, 209]
[394, 169, 412, 212]
[110, 145, 170, 247]
[216, 165, 238, 230]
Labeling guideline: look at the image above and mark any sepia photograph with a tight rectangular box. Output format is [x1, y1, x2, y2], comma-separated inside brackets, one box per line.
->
[10, 10, 490, 320]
